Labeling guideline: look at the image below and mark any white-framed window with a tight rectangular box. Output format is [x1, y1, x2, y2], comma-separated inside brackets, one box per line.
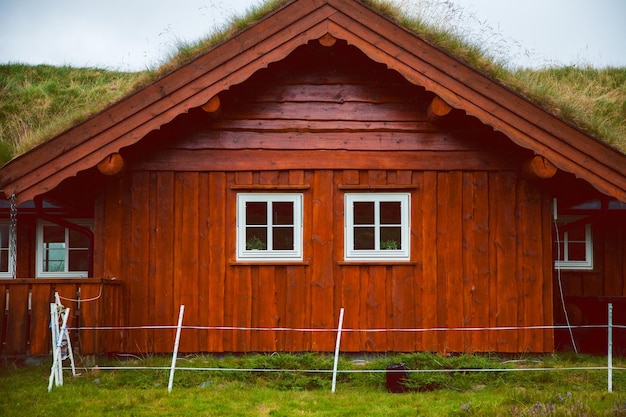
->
[554, 216, 593, 270]
[237, 193, 303, 261]
[344, 193, 410, 261]
[0, 221, 11, 278]
[36, 220, 92, 277]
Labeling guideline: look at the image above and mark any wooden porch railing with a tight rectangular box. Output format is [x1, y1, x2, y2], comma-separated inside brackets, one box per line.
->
[0, 279, 123, 357]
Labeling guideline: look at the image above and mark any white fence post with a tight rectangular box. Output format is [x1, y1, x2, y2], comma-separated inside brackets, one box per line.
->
[168, 305, 185, 393]
[48, 305, 71, 392]
[606, 303, 613, 392]
[331, 308, 345, 393]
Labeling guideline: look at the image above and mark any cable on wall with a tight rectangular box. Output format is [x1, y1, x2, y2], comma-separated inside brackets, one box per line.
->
[553, 198, 578, 354]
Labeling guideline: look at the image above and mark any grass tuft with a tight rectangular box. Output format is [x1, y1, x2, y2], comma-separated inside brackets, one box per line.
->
[2, 353, 626, 416]
[0, 64, 146, 164]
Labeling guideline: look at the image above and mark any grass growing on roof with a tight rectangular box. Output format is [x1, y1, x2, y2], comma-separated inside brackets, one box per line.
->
[0, 0, 624, 165]
[0, 64, 146, 164]
[511, 66, 626, 151]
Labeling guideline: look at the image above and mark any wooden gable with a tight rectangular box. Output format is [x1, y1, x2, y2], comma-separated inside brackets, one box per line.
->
[124, 39, 524, 174]
[1, 0, 625, 203]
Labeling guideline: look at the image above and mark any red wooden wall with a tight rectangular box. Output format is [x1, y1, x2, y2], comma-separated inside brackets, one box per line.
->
[93, 168, 555, 354]
[87, 39, 557, 354]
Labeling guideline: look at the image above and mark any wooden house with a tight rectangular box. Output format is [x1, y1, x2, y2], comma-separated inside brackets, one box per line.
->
[1, 0, 626, 357]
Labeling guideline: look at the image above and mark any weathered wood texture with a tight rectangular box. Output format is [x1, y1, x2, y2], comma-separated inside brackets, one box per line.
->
[93, 168, 553, 354]
[89, 40, 556, 354]
[1, 39, 557, 355]
[0, 280, 122, 356]
[3, 0, 626, 207]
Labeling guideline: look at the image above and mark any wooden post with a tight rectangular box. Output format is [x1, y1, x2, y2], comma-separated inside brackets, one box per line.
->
[201, 95, 221, 113]
[97, 153, 125, 176]
[522, 155, 557, 180]
[319, 33, 336, 47]
[427, 96, 452, 122]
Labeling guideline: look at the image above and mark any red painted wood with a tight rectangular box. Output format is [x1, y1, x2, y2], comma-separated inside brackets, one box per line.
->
[462, 172, 490, 352]
[134, 149, 519, 172]
[310, 170, 335, 350]
[207, 172, 227, 352]
[75, 284, 98, 354]
[127, 172, 151, 353]
[420, 172, 439, 351]
[197, 173, 211, 351]
[5, 285, 29, 355]
[438, 172, 464, 353]
[491, 173, 519, 352]
[0, 284, 6, 354]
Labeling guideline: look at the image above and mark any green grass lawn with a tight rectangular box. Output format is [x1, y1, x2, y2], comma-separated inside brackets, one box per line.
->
[2, 353, 626, 416]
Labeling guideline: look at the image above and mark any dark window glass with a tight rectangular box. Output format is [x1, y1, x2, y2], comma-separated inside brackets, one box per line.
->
[380, 201, 401, 225]
[246, 228, 267, 250]
[69, 250, 89, 271]
[43, 225, 65, 244]
[354, 202, 374, 225]
[273, 227, 294, 250]
[0, 251, 8, 272]
[246, 202, 267, 225]
[273, 202, 294, 225]
[69, 229, 90, 248]
[354, 227, 375, 250]
[381, 227, 402, 249]
[568, 243, 587, 261]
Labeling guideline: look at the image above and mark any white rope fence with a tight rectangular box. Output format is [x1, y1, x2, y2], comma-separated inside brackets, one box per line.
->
[50, 303, 624, 393]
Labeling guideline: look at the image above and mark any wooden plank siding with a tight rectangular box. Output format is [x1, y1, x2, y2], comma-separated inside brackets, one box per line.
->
[5, 1, 626, 358]
[86, 38, 556, 354]
[94, 168, 554, 354]
[0, 280, 122, 357]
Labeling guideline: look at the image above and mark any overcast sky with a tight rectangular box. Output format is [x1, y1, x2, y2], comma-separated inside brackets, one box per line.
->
[0, 0, 624, 71]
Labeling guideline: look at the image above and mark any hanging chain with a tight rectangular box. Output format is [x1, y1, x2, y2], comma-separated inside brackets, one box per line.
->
[9, 193, 17, 279]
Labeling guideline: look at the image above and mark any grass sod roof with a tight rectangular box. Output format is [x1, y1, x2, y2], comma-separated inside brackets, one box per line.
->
[0, 0, 624, 167]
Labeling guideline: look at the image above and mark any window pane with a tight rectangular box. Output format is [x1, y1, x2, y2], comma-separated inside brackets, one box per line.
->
[568, 242, 587, 261]
[69, 250, 89, 272]
[354, 227, 375, 249]
[380, 202, 401, 225]
[0, 225, 8, 248]
[381, 227, 402, 249]
[567, 226, 586, 242]
[43, 225, 65, 243]
[69, 229, 90, 248]
[44, 245, 65, 272]
[0, 250, 8, 272]
[246, 202, 267, 225]
[273, 227, 294, 250]
[273, 202, 294, 225]
[353, 202, 374, 225]
[246, 228, 267, 250]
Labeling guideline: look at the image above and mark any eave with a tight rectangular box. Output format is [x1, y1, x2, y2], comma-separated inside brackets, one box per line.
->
[1, 0, 625, 204]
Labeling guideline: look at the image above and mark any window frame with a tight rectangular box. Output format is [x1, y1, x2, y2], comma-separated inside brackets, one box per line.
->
[554, 216, 593, 270]
[344, 193, 411, 261]
[236, 193, 303, 261]
[36, 219, 93, 278]
[0, 220, 11, 278]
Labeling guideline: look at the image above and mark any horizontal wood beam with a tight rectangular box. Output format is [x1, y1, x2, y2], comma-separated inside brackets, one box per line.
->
[201, 95, 221, 113]
[427, 96, 453, 123]
[318, 33, 336, 47]
[131, 149, 521, 172]
[181, 131, 480, 151]
[208, 119, 435, 132]
[97, 153, 125, 176]
[522, 155, 558, 180]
